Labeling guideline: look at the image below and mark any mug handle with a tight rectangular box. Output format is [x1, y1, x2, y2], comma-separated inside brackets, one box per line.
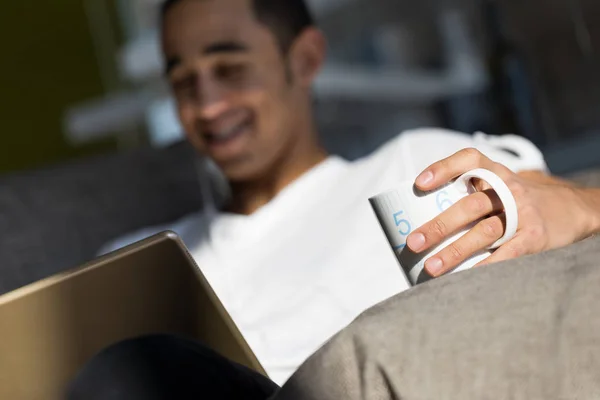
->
[454, 168, 518, 249]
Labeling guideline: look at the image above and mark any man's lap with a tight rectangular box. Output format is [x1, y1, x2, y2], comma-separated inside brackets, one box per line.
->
[66, 334, 278, 400]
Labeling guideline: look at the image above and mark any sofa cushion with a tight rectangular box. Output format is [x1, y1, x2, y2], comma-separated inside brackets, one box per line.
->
[277, 234, 600, 400]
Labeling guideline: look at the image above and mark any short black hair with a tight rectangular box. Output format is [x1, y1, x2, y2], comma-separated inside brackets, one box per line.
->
[161, 0, 315, 53]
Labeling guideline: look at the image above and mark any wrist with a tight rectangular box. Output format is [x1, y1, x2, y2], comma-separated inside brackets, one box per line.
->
[576, 187, 600, 237]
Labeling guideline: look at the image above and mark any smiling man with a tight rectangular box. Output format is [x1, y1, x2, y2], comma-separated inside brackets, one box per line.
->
[84, 0, 600, 396]
[162, 0, 328, 215]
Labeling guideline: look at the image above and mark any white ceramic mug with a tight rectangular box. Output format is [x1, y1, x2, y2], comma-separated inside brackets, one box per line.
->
[369, 168, 518, 286]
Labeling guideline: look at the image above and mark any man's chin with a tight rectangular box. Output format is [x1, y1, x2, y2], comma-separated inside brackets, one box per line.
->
[215, 157, 266, 183]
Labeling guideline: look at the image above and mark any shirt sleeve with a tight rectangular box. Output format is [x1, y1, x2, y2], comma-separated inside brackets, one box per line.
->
[472, 131, 549, 173]
[397, 128, 548, 176]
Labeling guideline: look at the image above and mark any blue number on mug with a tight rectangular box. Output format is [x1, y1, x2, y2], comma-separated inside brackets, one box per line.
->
[392, 210, 412, 251]
[436, 190, 454, 212]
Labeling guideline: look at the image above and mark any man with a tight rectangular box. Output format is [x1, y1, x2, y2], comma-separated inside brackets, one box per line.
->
[94, 0, 600, 389]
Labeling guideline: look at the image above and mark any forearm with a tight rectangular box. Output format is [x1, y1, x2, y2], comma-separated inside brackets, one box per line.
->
[517, 170, 600, 239]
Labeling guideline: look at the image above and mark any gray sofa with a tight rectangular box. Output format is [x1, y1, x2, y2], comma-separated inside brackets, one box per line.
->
[0, 142, 205, 296]
[276, 233, 600, 400]
[0, 140, 599, 298]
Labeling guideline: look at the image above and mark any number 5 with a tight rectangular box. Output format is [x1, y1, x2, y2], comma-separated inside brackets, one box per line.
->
[393, 211, 412, 236]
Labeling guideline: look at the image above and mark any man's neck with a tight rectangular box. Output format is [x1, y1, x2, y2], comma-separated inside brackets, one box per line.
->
[227, 147, 329, 215]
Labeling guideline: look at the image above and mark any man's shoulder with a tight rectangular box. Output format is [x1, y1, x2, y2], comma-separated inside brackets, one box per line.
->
[399, 127, 472, 141]
[356, 128, 482, 176]
[366, 127, 477, 162]
[372, 127, 547, 173]
[381, 127, 474, 148]
[97, 212, 207, 256]
[381, 127, 516, 155]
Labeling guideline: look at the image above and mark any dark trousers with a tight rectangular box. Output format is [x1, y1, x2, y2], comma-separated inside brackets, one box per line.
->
[66, 334, 279, 400]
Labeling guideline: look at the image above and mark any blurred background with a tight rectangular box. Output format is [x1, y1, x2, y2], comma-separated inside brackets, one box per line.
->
[0, 0, 600, 172]
[3, 0, 600, 175]
[1, 0, 599, 293]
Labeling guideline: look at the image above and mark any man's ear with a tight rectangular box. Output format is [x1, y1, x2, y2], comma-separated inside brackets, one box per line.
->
[288, 27, 326, 87]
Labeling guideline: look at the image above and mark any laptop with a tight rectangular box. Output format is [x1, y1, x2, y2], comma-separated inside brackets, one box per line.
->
[0, 231, 264, 400]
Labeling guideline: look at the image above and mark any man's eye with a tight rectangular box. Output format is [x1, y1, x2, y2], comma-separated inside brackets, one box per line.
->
[172, 76, 196, 97]
[214, 63, 247, 81]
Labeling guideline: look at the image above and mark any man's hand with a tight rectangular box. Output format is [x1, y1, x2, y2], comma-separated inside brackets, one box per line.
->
[405, 148, 600, 277]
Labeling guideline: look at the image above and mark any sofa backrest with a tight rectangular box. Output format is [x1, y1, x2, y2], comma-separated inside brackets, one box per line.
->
[0, 142, 204, 295]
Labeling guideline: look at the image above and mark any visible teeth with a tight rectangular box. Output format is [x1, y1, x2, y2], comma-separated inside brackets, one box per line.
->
[209, 122, 245, 141]
[213, 126, 234, 137]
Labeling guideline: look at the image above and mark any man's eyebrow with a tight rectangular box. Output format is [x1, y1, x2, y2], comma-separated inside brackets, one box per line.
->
[165, 41, 248, 75]
[203, 41, 249, 55]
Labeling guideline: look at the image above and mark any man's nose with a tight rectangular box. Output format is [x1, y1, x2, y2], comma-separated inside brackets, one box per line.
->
[195, 81, 229, 120]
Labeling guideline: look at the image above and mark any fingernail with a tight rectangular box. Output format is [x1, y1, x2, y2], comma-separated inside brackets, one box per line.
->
[407, 233, 426, 252]
[425, 257, 444, 276]
[416, 171, 434, 187]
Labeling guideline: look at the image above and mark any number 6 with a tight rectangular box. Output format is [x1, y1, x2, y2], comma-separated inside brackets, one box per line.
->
[436, 191, 454, 212]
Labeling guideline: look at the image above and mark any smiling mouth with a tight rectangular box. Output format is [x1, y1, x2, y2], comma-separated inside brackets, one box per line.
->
[203, 118, 251, 146]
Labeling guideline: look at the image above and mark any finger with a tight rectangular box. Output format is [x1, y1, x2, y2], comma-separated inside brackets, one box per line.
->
[471, 177, 493, 192]
[474, 234, 530, 267]
[406, 189, 503, 253]
[424, 214, 506, 277]
[415, 148, 499, 191]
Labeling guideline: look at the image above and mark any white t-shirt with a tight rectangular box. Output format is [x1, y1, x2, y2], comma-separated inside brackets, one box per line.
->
[101, 128, 547, 384]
